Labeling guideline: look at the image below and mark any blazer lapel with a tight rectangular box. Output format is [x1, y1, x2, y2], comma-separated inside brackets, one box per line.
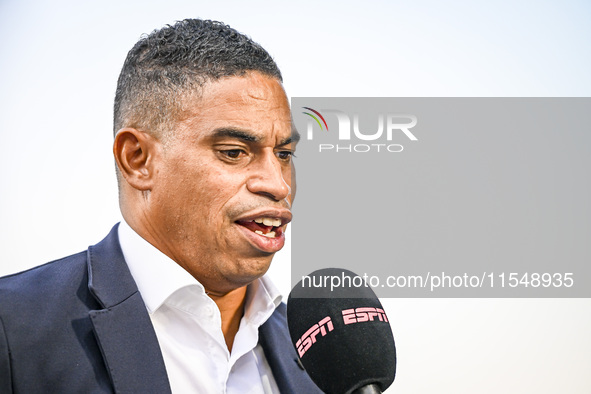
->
[87, 225, 171, 394]
[259, 303, 323, 394]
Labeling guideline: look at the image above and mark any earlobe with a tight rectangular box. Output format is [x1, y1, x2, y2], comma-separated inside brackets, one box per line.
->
[113, 128, 158, 191]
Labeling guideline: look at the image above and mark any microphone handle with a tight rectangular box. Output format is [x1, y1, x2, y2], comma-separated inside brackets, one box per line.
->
[352, 383, 382, 394]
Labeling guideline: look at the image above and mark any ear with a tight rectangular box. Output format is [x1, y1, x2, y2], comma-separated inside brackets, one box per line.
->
[113, 128, 159, 191]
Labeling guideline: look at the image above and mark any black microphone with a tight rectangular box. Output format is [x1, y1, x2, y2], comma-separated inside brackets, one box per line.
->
[287, 268, 396, 394]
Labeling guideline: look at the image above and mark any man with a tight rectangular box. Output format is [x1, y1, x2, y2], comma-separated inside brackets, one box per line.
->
[0, 19, 321, 393]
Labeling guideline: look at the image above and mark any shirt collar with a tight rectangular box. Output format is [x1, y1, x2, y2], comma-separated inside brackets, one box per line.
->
[118, 220, 200, 313]
[244, 273, 282, 326]
[117, 220, 282, 319]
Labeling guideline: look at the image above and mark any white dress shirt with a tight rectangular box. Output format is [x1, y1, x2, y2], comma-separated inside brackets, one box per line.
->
[118, 220, 282, 394]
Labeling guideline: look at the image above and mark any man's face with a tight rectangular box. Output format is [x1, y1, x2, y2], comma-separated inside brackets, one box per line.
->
[148, 72, 296, 294]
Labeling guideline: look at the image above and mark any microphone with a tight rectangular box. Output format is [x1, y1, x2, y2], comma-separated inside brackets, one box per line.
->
[287, 268, 396, 394]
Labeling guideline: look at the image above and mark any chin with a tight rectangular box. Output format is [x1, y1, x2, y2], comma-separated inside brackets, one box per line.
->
[228, 257, 273, 285]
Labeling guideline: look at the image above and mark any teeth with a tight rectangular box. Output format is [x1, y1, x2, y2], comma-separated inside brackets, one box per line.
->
[254, 230, 276, 238]
[253, 217, 282, 227]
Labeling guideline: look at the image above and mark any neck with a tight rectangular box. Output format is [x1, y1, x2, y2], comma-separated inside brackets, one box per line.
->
[207, 285, 248, 352]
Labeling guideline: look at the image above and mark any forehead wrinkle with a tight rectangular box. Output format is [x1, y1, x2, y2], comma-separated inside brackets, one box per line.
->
[245, 91, 269, 101]
[176, 75, 292, 145]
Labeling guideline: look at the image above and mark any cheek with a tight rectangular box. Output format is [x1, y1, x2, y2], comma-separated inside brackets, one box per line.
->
[287, 163, 296, 202]
[177, 165, 243, 219]
[158, 151, 248, 221]
[155, 158, 216, 213]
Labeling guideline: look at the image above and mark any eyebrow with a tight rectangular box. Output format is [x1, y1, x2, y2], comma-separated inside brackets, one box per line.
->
[285, 129, 301, 145]
[211, 127, 301, 146]
[212, 128, 260, 142]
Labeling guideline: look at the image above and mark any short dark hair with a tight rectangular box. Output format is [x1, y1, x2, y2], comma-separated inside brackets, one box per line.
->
[113, 19, 282, 138]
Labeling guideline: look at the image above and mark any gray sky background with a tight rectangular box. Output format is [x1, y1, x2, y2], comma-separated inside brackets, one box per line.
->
[1, 1, 590, 392]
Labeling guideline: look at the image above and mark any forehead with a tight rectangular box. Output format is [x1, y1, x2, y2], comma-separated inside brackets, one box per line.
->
[177, 72, 294, 143]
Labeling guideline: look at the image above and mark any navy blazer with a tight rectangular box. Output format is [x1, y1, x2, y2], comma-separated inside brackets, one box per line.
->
[0, 225, 321, 393]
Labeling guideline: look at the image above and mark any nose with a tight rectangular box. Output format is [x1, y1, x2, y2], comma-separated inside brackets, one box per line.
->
[246, 151, 291, 202]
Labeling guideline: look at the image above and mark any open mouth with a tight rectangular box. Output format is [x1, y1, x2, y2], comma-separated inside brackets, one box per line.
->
[235, 217, 285, 239]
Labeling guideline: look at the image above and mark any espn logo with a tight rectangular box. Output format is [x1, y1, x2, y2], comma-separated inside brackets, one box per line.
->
[295, 316, 334, 358]
[342, 307, 389, 325]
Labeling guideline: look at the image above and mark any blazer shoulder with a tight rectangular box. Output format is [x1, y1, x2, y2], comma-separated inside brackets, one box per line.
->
[0, 251, 88, 305]
[0, 223, 121, 300]
[0, 230, 124, 393]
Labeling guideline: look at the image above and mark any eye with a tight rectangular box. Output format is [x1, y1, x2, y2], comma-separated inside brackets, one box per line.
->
[276, 150, 295, 162]
[220, 149, 246, 160]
